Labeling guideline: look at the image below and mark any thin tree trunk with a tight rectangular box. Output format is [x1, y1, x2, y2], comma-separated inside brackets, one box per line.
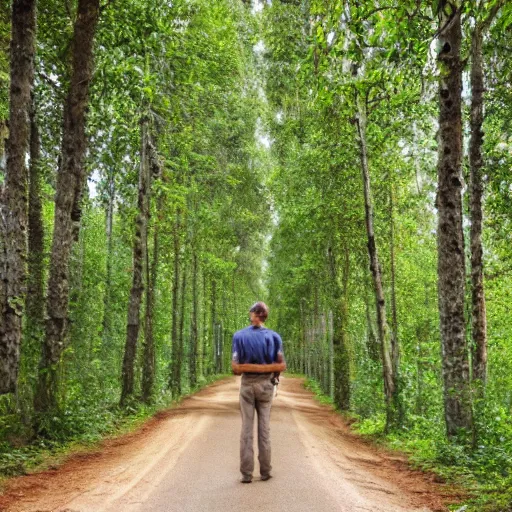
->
[389, 184, 402, 422]
[0, 0, 37, 394]
[355, 95, 395, 429]
[300, 300, 306, 374]
[120, 118, 151, 406]
[142, 212, 159, 403]
[469, 1, 503, 391]
[101, 169, 115, 351]
[177, 253, 187, 395]
[201, 272, 208, 377]
[328, 309, 334, 400]
[169, 209, 181, 392]
[328, 245, 350, 410]
[26, 95, 45, 339]
[189, 251, 198, 388]
[34, 0, 100, 413]
[364, 274, 379, 362]
[211, 279, 218, 374]
[469, 23, 487, 388]
[141, 141, 162, 403]
[436, 3, 473, 439]
[389, 185, 399, 376]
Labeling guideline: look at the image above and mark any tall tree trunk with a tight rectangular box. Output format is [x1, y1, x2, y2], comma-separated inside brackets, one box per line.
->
[436, 2, 473, 439]
[389, 184, 399, 377]
[328, 309, 334, 400]
[101, 169, 115, 351]
[389, 184, 403, 422]
[26, 95, 45, 341]
[201, 272, 208, 377]
[189, 251, 198, 388]
[300, 299, 306, 374]
[142, 213, 159, 403]
[328, 245, 350, 410]
[169, 209, 181, 392]
[355, 95, 395, 429]
[141, 142, 162, 403]
[176, 253, 187, 395]
[364, 276, 379, 362]
[120, 119, 151, 406]
[469, 0, 503, 391]
[34, 0, 100, 413]
[211, 279, 218, 373]
[0, 0, 37, 394]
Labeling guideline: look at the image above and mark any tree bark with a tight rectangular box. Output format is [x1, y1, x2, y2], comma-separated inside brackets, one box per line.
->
[364, 277, 379, 362]
[141, 142, 162, 403]
[142, 209, 158, 403]
[35, 0, 100, 413]
[389, 184, 399, 380]
[355, 95, 395, 429]
[176, 252, 187, 395]
[26, 94, 45, 339]
[328, 245, 350, 410]
[101, 168, 115, 351]
[469, 21, 488, 388]
[469, 0, 503, 391]
[120, 118, 151, 406]
[211, 279, 218, 373]
[0, 0, 37, 394]
[328, 309, 334, 400]
[389, 184, 403, 422]
[436, 2, 473, 439]
[169, 209, 181, 392]
[201, 272, 208, 377]
[189, 251, 198, 388]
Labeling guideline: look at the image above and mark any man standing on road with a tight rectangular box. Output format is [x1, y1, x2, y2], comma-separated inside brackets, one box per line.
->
[231, 301, 286, 484]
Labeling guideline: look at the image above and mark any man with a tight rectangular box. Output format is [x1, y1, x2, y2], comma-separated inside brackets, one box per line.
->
[231, 301, 286, 484]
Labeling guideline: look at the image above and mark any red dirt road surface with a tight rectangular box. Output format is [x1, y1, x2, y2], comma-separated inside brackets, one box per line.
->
[0, 377, 460, 512]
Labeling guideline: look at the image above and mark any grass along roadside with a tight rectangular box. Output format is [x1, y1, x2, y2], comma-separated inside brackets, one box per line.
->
[302, 377, 512, 512]
[0, 374, 231, 487]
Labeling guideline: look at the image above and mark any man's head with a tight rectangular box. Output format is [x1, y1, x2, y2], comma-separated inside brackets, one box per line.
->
[249, 301, 269, 325]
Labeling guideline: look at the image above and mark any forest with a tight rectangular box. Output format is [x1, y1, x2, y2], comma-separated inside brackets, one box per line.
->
[1, 0, 512, 510]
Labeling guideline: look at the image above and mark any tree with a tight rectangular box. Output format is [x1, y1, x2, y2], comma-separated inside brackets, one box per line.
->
[0, 0, 37, 394]
[435, 0, 473, 439]
[468, 1, 504, 389]
[120, 118, 152, 406]
[355, 93, 395, 428]
[35, 0, 100, 413]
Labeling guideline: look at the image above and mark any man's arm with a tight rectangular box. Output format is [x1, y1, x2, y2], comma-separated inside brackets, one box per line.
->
[232, 361, 286, 375]
[232, 335, 241, 374]
[272, 334, 285, 383]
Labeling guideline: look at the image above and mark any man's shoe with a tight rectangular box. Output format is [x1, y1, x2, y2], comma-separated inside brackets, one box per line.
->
[240, 475, 252, 483]
[261, 474, 272, 481]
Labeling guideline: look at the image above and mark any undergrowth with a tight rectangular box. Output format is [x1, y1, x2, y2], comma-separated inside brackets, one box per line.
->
[303, 377, 512, 512]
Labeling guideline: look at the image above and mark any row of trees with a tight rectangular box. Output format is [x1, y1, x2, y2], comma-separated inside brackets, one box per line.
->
[262, 0, 512, 445]
[0, 0, 269, 439]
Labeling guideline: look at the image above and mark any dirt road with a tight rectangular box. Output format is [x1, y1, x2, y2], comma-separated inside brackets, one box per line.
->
[0, 377, 457, 512]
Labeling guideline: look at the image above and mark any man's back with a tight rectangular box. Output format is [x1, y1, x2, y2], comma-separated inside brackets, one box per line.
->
[232, 325, 283, 366]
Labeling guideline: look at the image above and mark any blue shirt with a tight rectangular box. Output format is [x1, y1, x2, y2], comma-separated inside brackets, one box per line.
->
[232, 326, 284, 365]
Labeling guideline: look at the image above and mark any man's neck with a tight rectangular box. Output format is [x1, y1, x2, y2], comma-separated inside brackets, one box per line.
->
[251, 321, 264, 328]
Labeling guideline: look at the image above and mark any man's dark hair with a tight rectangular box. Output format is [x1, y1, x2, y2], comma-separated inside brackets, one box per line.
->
[249, 301, 269, 322]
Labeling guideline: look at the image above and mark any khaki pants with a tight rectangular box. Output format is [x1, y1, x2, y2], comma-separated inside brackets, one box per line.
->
[239, 373, 274, 478]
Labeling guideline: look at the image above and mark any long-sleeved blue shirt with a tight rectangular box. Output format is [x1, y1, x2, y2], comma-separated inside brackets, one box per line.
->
[231, 325, 284, 365]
